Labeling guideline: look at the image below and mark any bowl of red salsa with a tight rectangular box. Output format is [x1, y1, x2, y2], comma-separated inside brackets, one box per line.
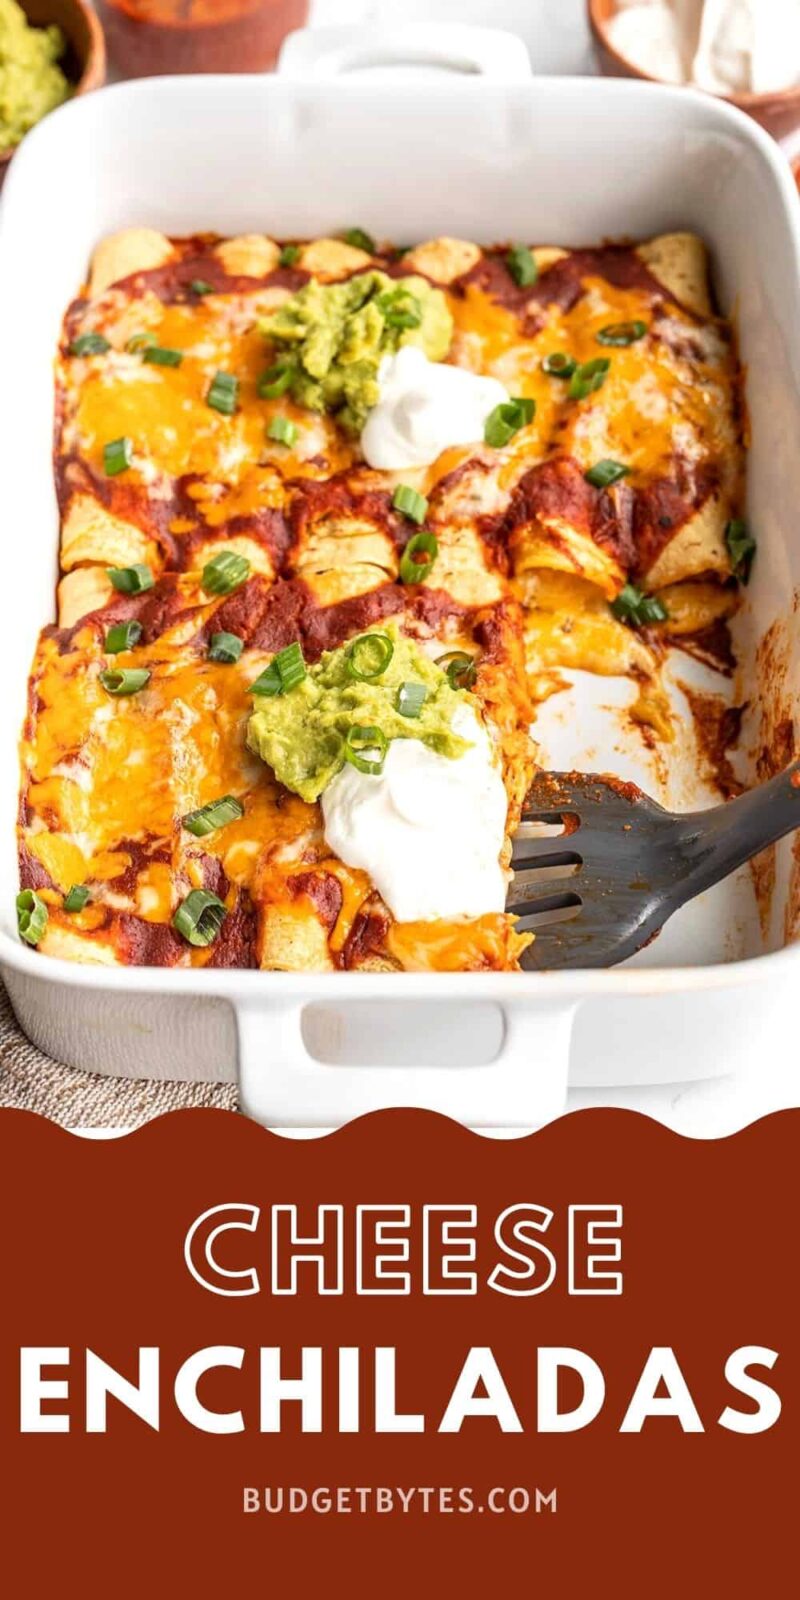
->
[97, 0, 308, 77]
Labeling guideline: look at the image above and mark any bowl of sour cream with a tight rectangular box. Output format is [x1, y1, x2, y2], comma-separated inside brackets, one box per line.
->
[588, 0, 800, 140]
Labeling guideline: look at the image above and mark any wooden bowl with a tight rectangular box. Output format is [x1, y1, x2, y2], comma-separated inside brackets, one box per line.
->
[0, 0, 106, 182]
[588, 0, 800, 141]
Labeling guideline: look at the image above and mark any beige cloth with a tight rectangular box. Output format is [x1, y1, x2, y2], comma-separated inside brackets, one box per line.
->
[0, 980, 238, 1127]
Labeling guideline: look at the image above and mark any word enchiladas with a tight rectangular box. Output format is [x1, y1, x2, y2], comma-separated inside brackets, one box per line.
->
[17, 226, 748, 971]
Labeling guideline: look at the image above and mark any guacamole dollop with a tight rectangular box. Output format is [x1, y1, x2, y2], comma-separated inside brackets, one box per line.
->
[0, 0, 70, 152]
[258, 271, 453, 433]
[247, 627, 470, 803]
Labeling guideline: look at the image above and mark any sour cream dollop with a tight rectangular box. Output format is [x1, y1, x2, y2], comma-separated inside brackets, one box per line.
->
[321, 704, 508, 923]
[360, 346, 509, 471]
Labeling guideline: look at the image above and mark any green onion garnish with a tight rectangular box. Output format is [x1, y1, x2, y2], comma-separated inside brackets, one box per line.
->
[585, 459, 630, 489]
[542, 352, 577, 378]
[397, 682, 427, 719]
[267, 415, 298, 447]
[142, 345, 183, 368]
[208, 631, 243, 664]
[344, 724, 389, 776]
[345, 632, 394, 682]
[173, 888, 227, 948]
[725, 518, 757, 584]
[69, 332, 110, 357]
[99, 667, 151, 696]
[258, 363, 293, 399]
[484, 396, 535, 448]
[611, 585, 668, 627]
[506, 245, 538, 287]
[64, 885, 90, 913]
[596, 320, 647, 347]
[103, 436, 133, 476]
[399, 530, 439, 584]
[250, 641, 307, 697]
[343, 227, 375, 252]
[392, 484, 428, 524]
[182, 795, 244, 838]
[190, 279, 214, 296]
[568, 358, 611, 400]
[279, 244, 301, 267]
[126, 332, 157, 353]
[207, 371, 239, 415]
[377, 287, 423, 329]
[107, 563, 153, 594]
[105, 620, 143, 654]
[201, 550, 250, 596]
[16, 889, 48, 947]
[436, 650, 478, 690]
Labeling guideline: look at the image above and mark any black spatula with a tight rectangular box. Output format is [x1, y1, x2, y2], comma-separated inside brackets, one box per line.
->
[510, 760, 800, 969]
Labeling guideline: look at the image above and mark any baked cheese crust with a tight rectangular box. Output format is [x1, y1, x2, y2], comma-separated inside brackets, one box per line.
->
[18, 228, 746, 970]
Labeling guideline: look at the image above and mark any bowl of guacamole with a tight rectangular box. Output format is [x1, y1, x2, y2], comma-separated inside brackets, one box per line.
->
[0, 0, 105, 174]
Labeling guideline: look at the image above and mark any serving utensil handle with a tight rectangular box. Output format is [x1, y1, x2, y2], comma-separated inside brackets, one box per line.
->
[276, 24, 533, 82]
[236, 998, 575, 1130]
[676, 758, 800, 900]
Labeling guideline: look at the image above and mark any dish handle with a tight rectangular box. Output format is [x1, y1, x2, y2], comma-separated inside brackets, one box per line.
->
[236, 998, 576, 1129]
[276, 24, 532, 82]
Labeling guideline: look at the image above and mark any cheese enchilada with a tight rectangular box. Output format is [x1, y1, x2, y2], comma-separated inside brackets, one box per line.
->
[17, 227, 749, 970]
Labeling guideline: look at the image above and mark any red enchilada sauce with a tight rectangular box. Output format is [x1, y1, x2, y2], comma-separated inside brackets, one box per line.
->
[98, 0, 308, 78]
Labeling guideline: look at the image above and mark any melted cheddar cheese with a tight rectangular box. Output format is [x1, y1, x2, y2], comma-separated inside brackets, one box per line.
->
[18, 229, 746, 971]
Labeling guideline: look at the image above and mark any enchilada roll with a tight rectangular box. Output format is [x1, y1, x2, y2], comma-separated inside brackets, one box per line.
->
[20, 224, 749, 974]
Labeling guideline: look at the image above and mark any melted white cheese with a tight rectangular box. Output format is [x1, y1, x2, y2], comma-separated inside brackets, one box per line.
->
[321, 704, 508, 923]
[360, 346, 509, 471]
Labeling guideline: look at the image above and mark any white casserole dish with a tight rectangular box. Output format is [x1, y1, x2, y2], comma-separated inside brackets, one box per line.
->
[1, 28, 799, 1128]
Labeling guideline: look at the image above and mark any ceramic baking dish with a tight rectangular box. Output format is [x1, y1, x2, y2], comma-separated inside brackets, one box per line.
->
[1, 27, 799, 1127]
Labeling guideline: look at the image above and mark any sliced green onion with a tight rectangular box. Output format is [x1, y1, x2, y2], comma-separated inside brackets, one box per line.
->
[611, 584, 668, 627]
[182, 795, 244, 838]
[250, 641, 307, 697]
[725, 518, 757, 584]
[506, 244, 538, 287]
[343, 227, 375, 253]
[279, 244, 301, 267]
[173, 888, 227, 948]
[596, 320, 647, 347]
[399, 529, 439, 584]
[258, 362, 293, 399]
[105, 620, 143, 654]
[392, 483, 428, 524]
[542, 351, 577, 378]
[207, 371, 239, 415]
[201, 550, 250, 596]
[16, 889, 48, 947]
[377, 286, 423, 329]
[107, 563, 153, 594]
[99, 667, 151, 696]
[267, 414, 298, 447]
[585, 459, 630, 489]
[568, 357, 611, 400]
[190, 279, 214, 296]
[397, 681, 427, 719]
[344, 724, 389, 776]
[142, 345, 183, 368]
[436, 650, 477, 690]
[484, 396, 535, 448]
[126, 332, 157, 353]
[69, 332, 110, 357]
[103, 436, 133, 476]
[208, 631, 243, 664]
[345, 632, 394, 682]
[64, 885, 90, 913]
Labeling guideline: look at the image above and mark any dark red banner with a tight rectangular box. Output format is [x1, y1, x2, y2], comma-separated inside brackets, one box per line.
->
[0, 1107, 795, 1594]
